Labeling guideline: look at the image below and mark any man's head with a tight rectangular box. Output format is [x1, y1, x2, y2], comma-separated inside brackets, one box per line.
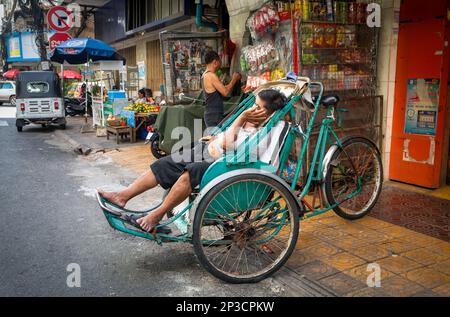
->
[205, 50, 221, 71]
[256, 89, 287, 115]
[144, 88, 153, 98]
[138, 88, 145, 98]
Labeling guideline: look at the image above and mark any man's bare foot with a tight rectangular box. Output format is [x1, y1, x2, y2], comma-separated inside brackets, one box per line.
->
[97, 189, 127, 208]
[137, 213, 163, 233]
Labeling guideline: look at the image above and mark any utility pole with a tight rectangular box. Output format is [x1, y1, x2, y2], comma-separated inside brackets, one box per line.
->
[30, 0, 50, 64]
[14, 0, 50, 69]
[0, 0, 18, 72]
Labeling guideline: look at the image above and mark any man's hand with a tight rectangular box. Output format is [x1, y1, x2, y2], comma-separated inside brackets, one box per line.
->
[199, 135, 214, 142]
[242, 106, 267, 125]
[232, 72, 242, 82]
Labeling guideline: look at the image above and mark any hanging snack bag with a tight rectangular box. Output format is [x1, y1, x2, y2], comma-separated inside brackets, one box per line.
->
[310, 2, 321, 21]
[344, 26, 357, 48]
[313, 24, 325, 48]
[348, 2, 357, 24]
[335, 26, 346, 48]
[324, 25, 336, 48]
[357, 3, 368, 24]
[247, 3, 280, 40]
[302, 24, 314, 48]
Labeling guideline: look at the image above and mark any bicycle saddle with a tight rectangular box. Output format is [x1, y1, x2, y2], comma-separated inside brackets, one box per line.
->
[312, 95, 340, 108]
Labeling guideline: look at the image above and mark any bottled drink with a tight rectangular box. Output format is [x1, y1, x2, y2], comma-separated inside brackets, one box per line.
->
[302, 0, 310, 21]
[326, 0, 334, 22]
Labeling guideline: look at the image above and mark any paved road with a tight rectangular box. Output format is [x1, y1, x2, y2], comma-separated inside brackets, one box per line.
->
[0, 106, 318, 297]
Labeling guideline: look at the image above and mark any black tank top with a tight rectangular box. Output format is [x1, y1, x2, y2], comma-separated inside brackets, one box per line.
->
[203, 70, 224, 116]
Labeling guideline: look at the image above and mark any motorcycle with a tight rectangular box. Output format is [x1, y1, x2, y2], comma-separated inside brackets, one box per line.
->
[64, 93, 92, 117]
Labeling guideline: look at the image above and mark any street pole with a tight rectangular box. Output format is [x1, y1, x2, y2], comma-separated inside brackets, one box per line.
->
[0, 0, 18, 72]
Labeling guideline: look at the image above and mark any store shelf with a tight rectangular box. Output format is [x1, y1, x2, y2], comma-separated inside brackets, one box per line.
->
[302, 20, 367, 26]
[302, 62, 371, 66]
[302, 47, 368, 50]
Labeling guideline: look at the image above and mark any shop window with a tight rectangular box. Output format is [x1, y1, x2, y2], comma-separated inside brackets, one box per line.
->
[126, 0, 185, 31]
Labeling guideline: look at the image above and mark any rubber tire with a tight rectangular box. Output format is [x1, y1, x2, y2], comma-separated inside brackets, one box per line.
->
[192, 173, 300, 284]
[324, 137, 383, 220]
[150, 135, 167, 159]
[60, 124, 66, 130]
[17, 126, 23, 132]
[9, 95, 16, 106]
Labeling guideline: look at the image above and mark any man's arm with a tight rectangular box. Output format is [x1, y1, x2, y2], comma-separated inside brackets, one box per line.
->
[211, 72, 241, 97]
[221, 107, 267, 150]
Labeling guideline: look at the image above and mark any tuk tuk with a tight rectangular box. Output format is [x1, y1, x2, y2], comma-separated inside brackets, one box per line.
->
[15, 71, 66, 132]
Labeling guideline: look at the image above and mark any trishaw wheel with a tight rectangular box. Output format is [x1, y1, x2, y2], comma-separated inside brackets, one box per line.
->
[324, 137, 383, 220]
[193, 174, 300, 284]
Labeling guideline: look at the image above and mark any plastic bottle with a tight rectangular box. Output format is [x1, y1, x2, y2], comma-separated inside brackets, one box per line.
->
[294, 0, 302, 16]
[302, 0, 310, 21]
[326, 0, 334, 21]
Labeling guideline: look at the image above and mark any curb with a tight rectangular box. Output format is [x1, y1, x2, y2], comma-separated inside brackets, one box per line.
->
[54, 130, 93, 156]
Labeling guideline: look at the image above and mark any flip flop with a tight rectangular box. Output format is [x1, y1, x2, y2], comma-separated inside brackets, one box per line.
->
[97, 191, 159, 215]
[123, 214, 172, 235]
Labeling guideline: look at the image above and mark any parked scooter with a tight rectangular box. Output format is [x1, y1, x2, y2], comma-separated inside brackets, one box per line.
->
[64, 93, 92, 117]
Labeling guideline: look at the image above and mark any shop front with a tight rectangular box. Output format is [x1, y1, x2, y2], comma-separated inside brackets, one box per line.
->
[231, 0, 381, 179]
[389, 0, 450, 189]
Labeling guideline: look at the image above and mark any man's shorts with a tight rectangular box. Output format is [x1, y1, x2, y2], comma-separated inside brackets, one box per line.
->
[150, 143, 215, 190]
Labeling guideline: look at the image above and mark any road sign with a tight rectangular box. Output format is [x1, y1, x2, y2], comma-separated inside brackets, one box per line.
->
[47, 6, 73, 32]
[49, 32, 72, 51]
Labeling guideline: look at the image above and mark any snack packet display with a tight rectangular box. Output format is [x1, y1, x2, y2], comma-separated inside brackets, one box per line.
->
[247, 3, 280, 41]
[240, 41, 279, 75]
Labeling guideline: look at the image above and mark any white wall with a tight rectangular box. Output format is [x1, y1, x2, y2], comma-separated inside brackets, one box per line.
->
[377, 0, 401, 179]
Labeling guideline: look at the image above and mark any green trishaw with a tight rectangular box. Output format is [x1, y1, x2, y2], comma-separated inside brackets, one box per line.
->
[97, 75, 383, 283]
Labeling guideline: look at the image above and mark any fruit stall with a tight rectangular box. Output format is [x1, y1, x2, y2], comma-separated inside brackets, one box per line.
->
[107, 100, 161, 143]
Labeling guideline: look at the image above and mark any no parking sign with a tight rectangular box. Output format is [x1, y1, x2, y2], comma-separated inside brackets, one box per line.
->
[47, 6, 74, 32]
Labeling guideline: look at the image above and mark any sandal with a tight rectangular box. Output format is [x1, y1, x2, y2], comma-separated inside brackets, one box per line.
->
[123, 214, 172, 235]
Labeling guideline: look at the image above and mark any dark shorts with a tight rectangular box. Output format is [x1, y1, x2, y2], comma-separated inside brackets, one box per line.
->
[150, 143, 215, 190]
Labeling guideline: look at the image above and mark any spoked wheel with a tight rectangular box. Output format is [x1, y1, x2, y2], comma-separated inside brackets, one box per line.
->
[193, 174, 300, 284]
[150, 134, 167, 159]
[324, 137, 383, 220]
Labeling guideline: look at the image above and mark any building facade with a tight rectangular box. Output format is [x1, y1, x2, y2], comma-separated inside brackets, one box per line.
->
[94, 0, 227, 94]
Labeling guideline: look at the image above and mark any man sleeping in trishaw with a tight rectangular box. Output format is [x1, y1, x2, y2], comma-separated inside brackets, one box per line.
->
[98, 89, 286, 233]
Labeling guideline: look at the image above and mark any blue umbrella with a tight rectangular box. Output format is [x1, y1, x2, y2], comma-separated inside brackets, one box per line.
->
[50, 38, 126, 64]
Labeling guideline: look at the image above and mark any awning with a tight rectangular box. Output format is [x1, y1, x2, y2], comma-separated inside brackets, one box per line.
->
[58, 70, 82, 79]
[2, 69, 20, 79]
[50, 38, 126, 65]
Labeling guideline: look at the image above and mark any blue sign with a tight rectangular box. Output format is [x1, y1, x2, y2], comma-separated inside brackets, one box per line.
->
[6, 31, 56, 62]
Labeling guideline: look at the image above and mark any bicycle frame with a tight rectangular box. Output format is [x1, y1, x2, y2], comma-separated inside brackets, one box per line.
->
[215, 82, 363, 219]
[290, 83, 363, 218]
